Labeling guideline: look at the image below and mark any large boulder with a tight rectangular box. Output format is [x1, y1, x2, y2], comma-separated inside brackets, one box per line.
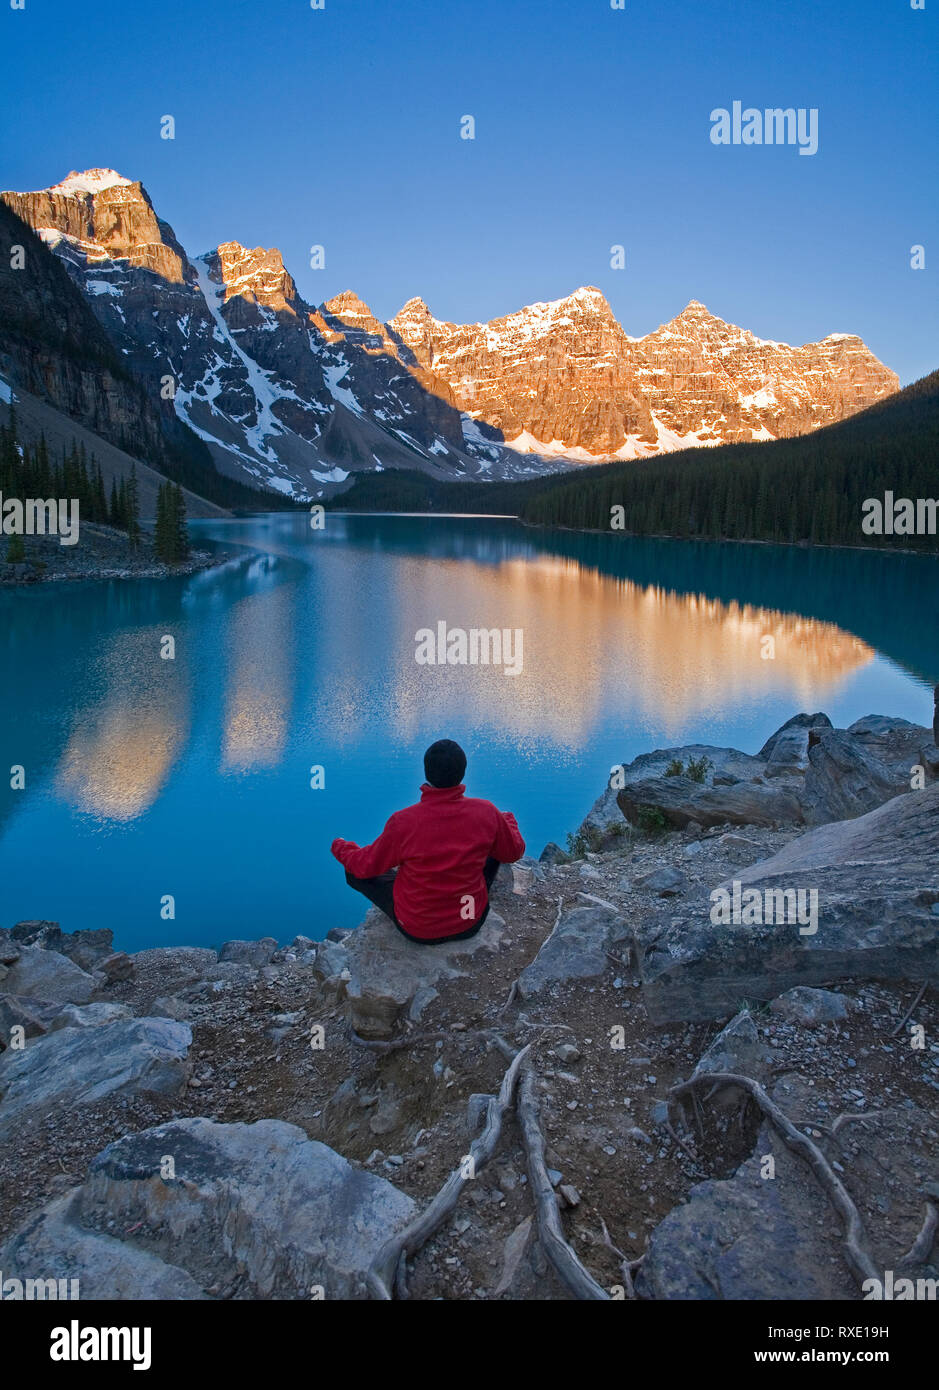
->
[10, 922, 115, 972]
[218, 937, 278, 968]
[343, 907, 507, 1039]
[2, 943, 96, 1005]
[617, 776, 803, 831]
[0, 1117, 418, 1299]
[0, 993, 62, 1046]
[580, 744, 769, 840]
[0, 1017, 192, 1135]
[845, 714, 935, 777]
[639, 782, 939, 1023]
[800, 728, 909, 826]
[518, 903, 631, 997]
[758, 712, 833, 760]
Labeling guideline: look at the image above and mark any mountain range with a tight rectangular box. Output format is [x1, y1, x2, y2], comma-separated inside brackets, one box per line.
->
[1, 168, 900, 501]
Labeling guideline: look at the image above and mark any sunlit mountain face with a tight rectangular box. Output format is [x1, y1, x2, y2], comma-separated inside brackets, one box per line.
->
[1, 170, 899, 501]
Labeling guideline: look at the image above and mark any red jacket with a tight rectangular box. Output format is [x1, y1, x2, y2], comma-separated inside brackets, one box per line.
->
[331, 783, 525, 940]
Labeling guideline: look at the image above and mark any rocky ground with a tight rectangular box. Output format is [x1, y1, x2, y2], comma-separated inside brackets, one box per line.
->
[0, 522, 232, 584]
[1, 710, 937, 1300]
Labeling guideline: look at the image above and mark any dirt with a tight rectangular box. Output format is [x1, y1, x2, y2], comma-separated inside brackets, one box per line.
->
[2, 821, 936, 1299]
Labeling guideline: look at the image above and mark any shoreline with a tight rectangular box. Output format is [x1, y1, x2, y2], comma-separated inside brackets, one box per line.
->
[0, 521, 238, 587]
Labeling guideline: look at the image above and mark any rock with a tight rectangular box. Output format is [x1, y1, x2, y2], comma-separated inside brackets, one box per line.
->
[0, 992, 62, 1045]
[921, 742, 939, 779]
[634, 865, 686, 897]
[800, 728, 908, 826]
[582, 744, 769, 840]
[0, 937, 21, 967]
[343, 907, 506, 1039]
[10, 923, 116, 972]
[290, 935, 316, 952]
[218, 937, 278, 968]
[617, 776, 803, 831]
[97, 951, 134, 983]
[511, 863, 534, 895]
[769, 986, 851, 1027]
[368, 1092, 402, 1136]
[10, 919, 63, 946]
[758, 712, 832, 760]
[639, 1083, 939, 1300]
[555, 1043, 581, 1063]
[0, 1116, 416, 1299]
[0, 1193, 207, 1299]
[640, 782, 939, 1022]
[312, 939, 350, 982]
[845, 714, 934, 775]
[716, 833, 760, 857]
[0, 1017, 192, 1135]
[692, 1011, 772, 1106]
[518, 904, 630, 997]
[2, 943, 96, 1005]
[47, 1002, 134, 1033]
[325, 927, 352, 944]
[539, 842, 570, 865]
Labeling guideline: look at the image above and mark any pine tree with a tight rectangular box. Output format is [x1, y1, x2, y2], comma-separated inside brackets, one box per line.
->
[154, 481, 174, 562]
[172, 482, 189, 561]
[126, 464, 141, 549]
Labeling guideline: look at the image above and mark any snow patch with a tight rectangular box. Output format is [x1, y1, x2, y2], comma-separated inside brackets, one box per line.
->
[49, 169, 133, 197]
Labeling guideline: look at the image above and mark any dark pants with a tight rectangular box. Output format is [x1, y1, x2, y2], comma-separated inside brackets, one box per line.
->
[345, 857, 501, 945]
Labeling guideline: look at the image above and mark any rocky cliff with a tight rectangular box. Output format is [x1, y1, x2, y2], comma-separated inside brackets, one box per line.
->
[391, 291, 900, 460]
[2, 168, 900, 499]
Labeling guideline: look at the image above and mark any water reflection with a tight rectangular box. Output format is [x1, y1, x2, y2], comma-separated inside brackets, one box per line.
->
[0, 515, 933, 946]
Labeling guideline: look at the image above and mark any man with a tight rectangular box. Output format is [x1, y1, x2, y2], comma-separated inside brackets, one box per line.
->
[331, 739, 525, 945]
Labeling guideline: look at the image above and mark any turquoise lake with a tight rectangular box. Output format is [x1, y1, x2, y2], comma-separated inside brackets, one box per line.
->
[1, 513, 936, 952]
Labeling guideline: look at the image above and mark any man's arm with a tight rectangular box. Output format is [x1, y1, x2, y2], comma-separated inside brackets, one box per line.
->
[490, 809, 525, 864]
[331, 815, 401, 879]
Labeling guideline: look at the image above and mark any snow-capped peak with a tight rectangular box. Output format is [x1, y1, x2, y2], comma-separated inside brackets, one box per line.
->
[49, 169, 133, 197]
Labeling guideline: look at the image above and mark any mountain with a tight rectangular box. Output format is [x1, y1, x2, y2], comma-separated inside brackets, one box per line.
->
[511, 367, 939, 550]
[0, 197, 289, 512]
[391, 290, 899, 460]
[2, 169, 900, 500]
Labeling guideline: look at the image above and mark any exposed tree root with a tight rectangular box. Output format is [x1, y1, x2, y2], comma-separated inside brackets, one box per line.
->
[889, 981, 929, 1038]
[598, 1215, 644, 1299]
[899, 1200, 938, 1268]
[670, 1070, 880, 1290]
[350, 1025, 510, 1057]
[366, 1039, 533, 1300]
[517, 1064, 610, 1300]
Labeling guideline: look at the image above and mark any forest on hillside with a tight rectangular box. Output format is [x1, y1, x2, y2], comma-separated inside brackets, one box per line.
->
[330, 370, 939, 552]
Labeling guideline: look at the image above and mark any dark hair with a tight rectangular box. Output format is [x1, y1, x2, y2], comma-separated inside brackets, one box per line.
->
[424, 739, 467, 788]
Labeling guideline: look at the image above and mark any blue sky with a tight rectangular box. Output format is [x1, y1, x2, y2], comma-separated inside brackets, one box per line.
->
[2, 0, 936, 383]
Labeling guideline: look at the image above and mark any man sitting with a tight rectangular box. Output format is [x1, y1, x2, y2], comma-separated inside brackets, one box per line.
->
[331, 739, 525, 944]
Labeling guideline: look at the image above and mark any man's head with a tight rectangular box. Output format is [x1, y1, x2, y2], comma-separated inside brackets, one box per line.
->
[424, 738, 467, 789]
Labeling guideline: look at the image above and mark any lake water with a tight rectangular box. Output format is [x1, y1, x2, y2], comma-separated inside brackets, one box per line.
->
[1, 513, 936, 953]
